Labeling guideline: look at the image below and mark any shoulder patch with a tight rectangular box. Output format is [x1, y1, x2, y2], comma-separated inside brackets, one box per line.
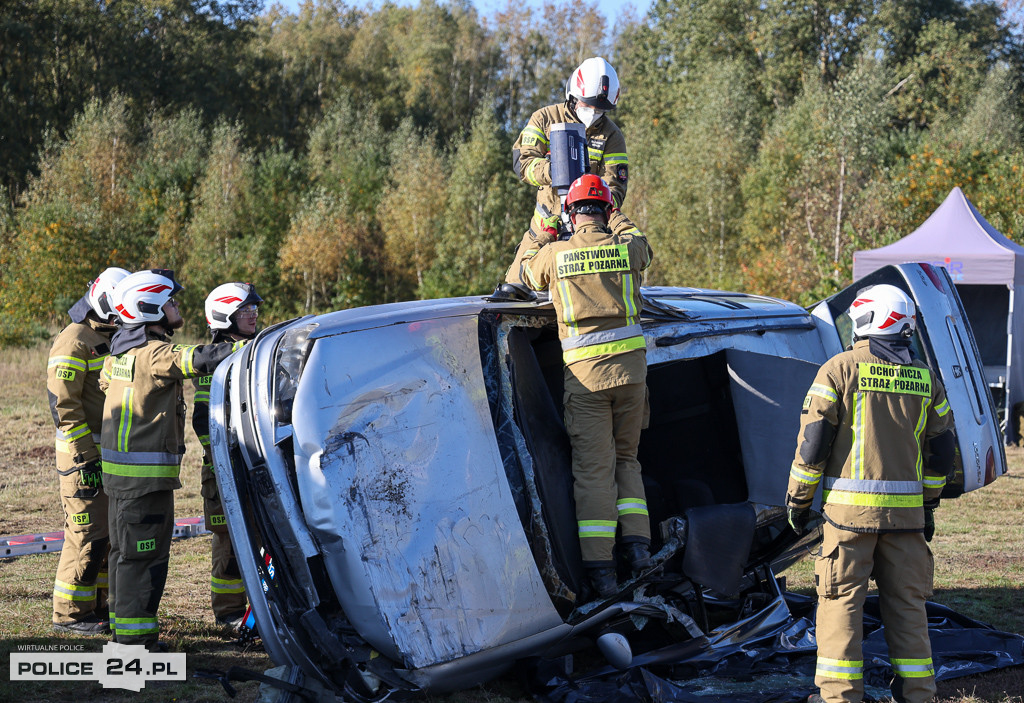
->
[616, 165, 628, 183]
[522, 134, 538, 147]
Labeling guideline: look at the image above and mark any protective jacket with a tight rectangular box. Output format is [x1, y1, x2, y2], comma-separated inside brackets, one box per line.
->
[522, 220, 651, 393]
[506, 209, 642, 285]
[48, 302, 116, 468]
[787, 340, 955, 532]
[191, 329, 235, 474]
[100, 328, 244, 499]
[513, 103, 628, 233]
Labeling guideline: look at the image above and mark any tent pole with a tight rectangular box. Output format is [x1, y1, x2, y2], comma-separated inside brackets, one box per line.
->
[1004, 286, 1015, 443]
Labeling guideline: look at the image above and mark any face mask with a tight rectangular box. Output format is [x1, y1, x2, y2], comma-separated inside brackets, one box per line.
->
[576, 104, 604, 128]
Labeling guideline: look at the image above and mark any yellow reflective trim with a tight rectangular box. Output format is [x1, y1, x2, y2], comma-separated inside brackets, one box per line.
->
[558, 279, 578, 336]
[852, 391, 864, 480]
[790, 463, 821, 484]
[180, 345, 198, 376]
[211, 576, 245, 594]
[102, 461, 180, 479]
[822, 489, 924, 508]
[524, 158, 546, 187]
[935, 398, 950, 416]
[562, 335, 646, 363]
[914, 399, 928, 480]
[65, 423, 91, 440]
[808, 384, 838, 403]
[604, 152, 628, 164]
[623, 271, 637, 324]
[48, 356, 86, 371]
[521, 125, 548, 145]
[87, 356, 107, 370]
[578, 519, 617, 538]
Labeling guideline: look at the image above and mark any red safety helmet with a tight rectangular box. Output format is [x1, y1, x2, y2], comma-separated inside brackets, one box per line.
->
[565, 174, 613, 218]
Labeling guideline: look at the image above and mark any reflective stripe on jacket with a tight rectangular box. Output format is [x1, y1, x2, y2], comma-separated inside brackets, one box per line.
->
[787, 340, 953, 531]
[522, 220, 652, 393]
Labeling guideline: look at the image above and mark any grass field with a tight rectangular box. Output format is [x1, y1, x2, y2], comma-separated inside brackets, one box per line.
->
[1, 341, 1022, 702]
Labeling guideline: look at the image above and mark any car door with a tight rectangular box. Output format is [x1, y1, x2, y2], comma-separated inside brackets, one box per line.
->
[808, 262, 1005, 495]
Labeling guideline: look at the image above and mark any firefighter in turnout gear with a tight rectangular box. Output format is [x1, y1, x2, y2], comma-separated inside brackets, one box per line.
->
[100, 269, 245, 649]
[48, 267, 129, 634]
[509, 56, 628, 283]
[521, 174, 653, 599]
[787, 284, 956, 703]
[193, 282, 262, 628]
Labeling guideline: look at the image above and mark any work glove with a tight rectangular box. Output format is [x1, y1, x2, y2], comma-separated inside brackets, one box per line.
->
[540, 213, 559, 240]
[79, 460, 103, 489]
[923, 498, 939, 542]
[787, 506, 810, 536]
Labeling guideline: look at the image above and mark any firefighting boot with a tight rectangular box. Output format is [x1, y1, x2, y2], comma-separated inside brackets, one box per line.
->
[622, 543, 653, 574]
[588, 568, 618, 599]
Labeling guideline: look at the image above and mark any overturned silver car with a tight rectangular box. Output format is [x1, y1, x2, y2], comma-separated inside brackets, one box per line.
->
[208, 263, 1004, 699]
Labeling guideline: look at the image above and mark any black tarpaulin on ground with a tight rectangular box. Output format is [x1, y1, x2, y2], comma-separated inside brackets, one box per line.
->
[537, 593, 1024, 703]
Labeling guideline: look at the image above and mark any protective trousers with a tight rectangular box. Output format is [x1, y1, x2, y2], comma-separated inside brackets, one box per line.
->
[564, 382, 650, 566]
[203, 467, 245, 618]
[814, 525, 936, 703]
[53, 471, 109, 622]
[107, 490, 174, 646]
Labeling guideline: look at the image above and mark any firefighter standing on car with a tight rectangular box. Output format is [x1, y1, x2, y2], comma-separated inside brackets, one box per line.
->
[522, 174, 653, 599]
[507, 57, 628, 285]
[100, 269, 245, 650]
[48, 267, 129, 634]
[786, 284, 955, 703]
[192, 282, 262, 628]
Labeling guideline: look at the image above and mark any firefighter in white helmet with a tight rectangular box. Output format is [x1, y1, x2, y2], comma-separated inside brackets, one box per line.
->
[787, 284, 956, 703]
[48, 266, 128, 634]
[508, 57, 629, 285]
[193, 282, 263, 628]
[100, 269, 246, 650]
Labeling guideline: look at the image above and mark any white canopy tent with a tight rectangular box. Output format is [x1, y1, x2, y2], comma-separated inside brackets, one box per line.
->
[853, 187, 1024, 444]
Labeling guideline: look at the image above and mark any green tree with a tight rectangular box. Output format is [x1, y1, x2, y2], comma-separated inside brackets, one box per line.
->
[378, 121, 446, 301]
[180, 120, 256, 325]
[640, 60, 760, 291]
[1, 96, 144, 325]
[422, 103, 529, 297]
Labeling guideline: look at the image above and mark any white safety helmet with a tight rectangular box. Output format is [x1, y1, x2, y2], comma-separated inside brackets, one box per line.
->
[205, 282, 263, 331]
[113, 269, 183, 325]
[87, 267, 130, 321]
[848, 284, 916, 338]
[565, 57, 620, 111]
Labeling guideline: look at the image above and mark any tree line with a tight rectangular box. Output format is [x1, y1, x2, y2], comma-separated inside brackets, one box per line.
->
[2, 0, 1023, 343]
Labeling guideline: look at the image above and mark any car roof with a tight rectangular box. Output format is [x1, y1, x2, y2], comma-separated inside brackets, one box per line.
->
[301, 287, 812, 340]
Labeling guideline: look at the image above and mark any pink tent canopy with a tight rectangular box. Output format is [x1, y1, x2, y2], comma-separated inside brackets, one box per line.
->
[853, 187, 1024, 285]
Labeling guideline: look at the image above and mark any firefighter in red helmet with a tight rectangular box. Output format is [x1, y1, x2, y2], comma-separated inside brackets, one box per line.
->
[521, 174, 654, 599]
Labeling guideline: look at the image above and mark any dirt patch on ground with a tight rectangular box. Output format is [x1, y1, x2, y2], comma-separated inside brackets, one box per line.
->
[14, 446, 54, 461]
[936, 663, 1024, 701]
[952, 552, 1024, 572]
